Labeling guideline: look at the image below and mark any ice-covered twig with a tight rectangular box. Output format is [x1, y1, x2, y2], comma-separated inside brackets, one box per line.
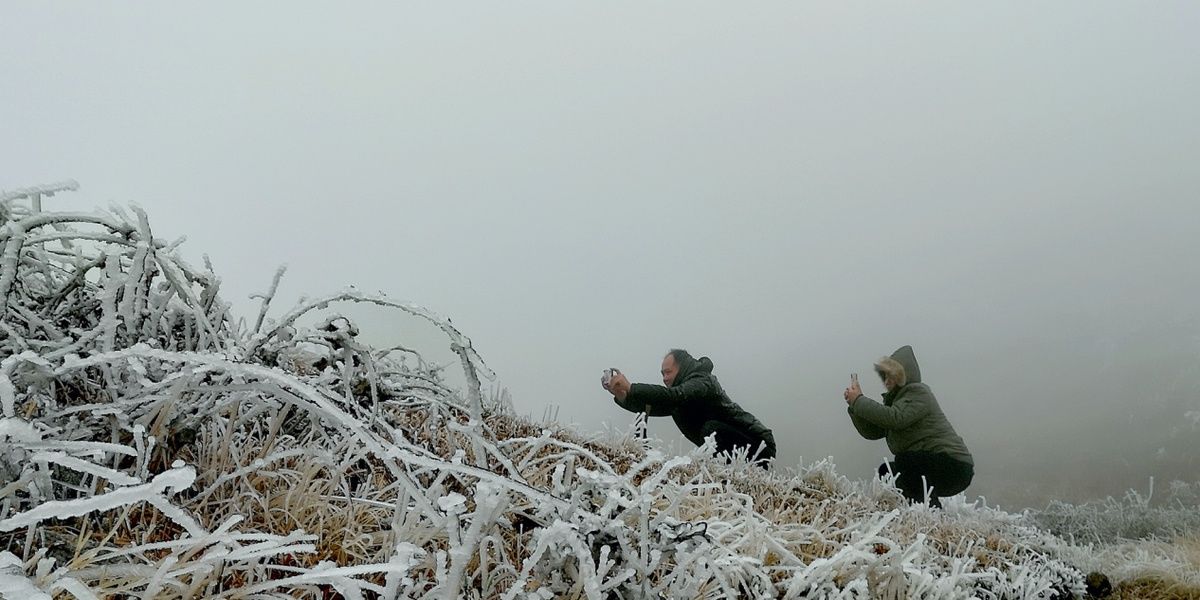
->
[0, 465, 197, 533]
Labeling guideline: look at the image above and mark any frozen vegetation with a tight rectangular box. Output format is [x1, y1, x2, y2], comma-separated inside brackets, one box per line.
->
[0, 183, 1196, 598]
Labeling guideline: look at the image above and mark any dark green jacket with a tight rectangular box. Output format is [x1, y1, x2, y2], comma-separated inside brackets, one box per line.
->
[614, 355, 775, 453]
[848, 346, 973, 465]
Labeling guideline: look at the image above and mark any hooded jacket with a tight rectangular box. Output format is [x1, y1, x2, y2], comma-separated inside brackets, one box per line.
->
[615, 354, 775, 453]
[848, 346, 973, 465]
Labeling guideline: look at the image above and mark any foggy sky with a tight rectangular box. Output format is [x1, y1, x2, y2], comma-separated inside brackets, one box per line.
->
[3, 3, 1199, 508]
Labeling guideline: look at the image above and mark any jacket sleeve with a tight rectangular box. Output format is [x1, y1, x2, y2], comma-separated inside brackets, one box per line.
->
[613, 393, 657, 415]
[847, 406, 887, 440]
[849, 385, 933, 431]
[615, 376, 712, 417]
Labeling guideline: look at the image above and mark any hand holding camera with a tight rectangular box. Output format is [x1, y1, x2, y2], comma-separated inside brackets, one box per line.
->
[602, 368, 631, 399]
[601, 368, 618, 390]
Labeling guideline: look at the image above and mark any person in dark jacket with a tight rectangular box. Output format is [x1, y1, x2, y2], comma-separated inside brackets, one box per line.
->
[844, 345, 973, 508]
[605, 349, 776, 466]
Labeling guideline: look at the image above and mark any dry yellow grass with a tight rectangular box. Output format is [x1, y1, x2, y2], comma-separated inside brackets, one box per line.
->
[1111, 536, 1200, 600]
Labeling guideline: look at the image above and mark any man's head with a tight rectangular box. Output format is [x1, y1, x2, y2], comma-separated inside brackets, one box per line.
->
[661, 348, 693, 386]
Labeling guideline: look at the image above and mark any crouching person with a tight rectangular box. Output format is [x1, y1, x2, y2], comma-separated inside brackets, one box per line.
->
[845, 345, 973, 507]
[605, 349, 776, 467]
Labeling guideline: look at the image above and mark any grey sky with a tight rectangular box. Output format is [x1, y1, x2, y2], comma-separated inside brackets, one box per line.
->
[3, 3, 1199, 507]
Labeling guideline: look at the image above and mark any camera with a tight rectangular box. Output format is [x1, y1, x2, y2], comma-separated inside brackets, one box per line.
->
[601, 368, 620, 389]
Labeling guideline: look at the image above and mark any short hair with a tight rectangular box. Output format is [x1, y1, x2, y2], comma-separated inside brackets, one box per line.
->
[665, 348, 693, 365]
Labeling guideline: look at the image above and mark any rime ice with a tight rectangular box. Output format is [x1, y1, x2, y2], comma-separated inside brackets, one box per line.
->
[1, 184, 1195, 598]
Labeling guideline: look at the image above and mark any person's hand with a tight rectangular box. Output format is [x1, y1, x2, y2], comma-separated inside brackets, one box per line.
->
[844, 375, 862, 405]
[609, 372, 631, 400]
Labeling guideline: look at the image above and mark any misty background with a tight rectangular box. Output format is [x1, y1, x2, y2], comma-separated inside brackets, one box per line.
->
[3, 3, 1198, 509]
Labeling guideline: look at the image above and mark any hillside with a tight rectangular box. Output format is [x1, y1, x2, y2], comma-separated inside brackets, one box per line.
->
[0, 184, 1197, 599]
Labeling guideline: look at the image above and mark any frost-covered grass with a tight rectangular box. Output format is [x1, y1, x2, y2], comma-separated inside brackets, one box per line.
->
[0, 183, 1197, 599]
[1030, 482, 1200, 599]
[1033, 480, 1200, 544]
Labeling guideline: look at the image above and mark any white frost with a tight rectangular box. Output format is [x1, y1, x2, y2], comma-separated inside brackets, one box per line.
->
[0, 552, 51, 600]
[0, 466, 196, 533]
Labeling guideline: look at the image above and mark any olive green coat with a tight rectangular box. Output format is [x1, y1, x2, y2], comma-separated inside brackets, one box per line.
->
[848, 346, 973, 465]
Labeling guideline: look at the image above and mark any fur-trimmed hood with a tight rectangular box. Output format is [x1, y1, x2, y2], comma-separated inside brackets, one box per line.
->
[850, 344, 973, 465]
[874, 345, 922, 388]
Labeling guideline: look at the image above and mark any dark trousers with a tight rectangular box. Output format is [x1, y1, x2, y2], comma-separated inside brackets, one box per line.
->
[878, 451, 973, 508]
[701, 420, 776, 468]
